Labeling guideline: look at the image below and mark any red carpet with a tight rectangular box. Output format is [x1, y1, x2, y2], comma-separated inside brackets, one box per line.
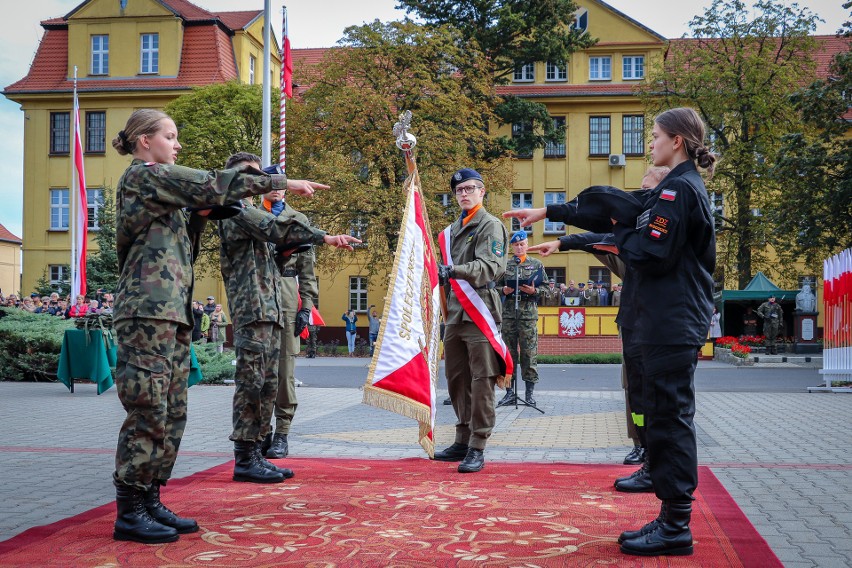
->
[0, 459, 780, 567]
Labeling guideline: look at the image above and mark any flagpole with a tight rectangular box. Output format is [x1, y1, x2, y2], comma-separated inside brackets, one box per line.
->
[279, 5, 288, 171]
[69, 67, 77, 303]
[262, 0, 272, 166]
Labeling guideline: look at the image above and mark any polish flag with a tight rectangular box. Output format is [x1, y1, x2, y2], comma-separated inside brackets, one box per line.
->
[70, 84, 87, 302]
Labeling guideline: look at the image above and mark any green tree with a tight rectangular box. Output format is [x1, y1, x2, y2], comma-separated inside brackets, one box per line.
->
[641, 0, 821, 288]
[397, 0, 594, 155]
[86, 189, 118, 294]
[770, 3, 852, 263]
[34, 269, 68, 297]
[287, 20, 514, 272]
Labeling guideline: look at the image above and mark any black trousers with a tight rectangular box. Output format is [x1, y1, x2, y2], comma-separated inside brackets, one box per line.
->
[642, 344, 699, 500]
[622, 327, 646, 448]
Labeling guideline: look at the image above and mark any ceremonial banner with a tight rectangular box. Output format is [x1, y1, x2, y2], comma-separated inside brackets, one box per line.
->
[363, 171, 440, 458]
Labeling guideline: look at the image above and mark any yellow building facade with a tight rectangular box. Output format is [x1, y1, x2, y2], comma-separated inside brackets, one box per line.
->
[4, 0, 280, 302]
[0, 225, 22, 295]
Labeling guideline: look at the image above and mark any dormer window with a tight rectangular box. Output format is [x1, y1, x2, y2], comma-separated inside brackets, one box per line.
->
[513, 63, 534, 82]
[91, 35, 109, 75]
[140, 33, 159, 74]
[574, 8, 589, 34]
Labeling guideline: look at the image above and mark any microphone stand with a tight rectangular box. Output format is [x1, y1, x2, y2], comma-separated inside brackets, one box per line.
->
[497, 255, 544, 414]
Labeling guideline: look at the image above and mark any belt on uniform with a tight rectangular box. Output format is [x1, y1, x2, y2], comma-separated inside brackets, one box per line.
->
[506, 294, 537, 303]
[474, 282, 497, 290]
[280, 269, 298, 277]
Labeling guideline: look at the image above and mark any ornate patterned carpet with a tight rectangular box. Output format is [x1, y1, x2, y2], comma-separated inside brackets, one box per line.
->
[0, 458, 780, 567]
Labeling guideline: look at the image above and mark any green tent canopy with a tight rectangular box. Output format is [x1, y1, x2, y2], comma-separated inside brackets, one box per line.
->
[713, 271, 798, 302]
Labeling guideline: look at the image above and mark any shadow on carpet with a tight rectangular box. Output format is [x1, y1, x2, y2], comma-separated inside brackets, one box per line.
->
[0, 458, 780, 567]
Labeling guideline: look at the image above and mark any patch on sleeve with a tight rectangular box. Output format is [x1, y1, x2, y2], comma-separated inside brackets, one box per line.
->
[491, 239, 504, 257]
[636, 209, 651, 230]
[646, 215, 671, 240]
[660, 189, 677, 201]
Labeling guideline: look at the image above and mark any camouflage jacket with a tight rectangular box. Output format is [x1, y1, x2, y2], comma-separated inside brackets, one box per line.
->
[114, 159, 287, 325]
[218, 203, 326, 331]
[272, 204, 319, 316]
[500, 256, 549, 319]
[442, 207, 509, 325]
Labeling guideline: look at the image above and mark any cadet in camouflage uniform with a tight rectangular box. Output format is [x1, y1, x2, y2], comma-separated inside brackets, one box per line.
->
[110, 110, 325, 544]
[433, 168, 509, 474]
[305, 325, 320, 358]
[498, 230, 549, 406]
[262, 176, 322, 460]
[757, 295, 784, 354]
[218, 153, 359, 482]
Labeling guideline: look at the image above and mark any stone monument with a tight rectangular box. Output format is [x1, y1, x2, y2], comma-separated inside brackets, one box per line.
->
[793, 279, 819, 353]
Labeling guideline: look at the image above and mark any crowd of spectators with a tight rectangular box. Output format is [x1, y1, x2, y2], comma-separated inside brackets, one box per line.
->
[0, 289, 114, 318]
[538, 279, 622, 307]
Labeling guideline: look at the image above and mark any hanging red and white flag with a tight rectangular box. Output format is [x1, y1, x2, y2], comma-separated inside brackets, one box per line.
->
[70, 77, 87, 301]
[363, 172, 440, 458]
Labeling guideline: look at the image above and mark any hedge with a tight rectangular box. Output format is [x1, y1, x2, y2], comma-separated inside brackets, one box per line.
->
[537, 353, 623, 364]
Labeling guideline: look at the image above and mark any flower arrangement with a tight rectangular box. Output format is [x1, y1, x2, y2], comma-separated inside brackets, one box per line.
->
[731, 343, 752, 358]
[738, 335, 765, 347]
[715, 336, 738, 348]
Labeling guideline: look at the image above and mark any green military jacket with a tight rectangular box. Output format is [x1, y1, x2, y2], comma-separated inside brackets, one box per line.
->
[115, 159, 286, 326]
[273, 205, 319, 316]
[500, 256, 549, 319]
[539, 285, 562, 307]
[756, 301, 784, 325]
[442, 207, 509, 326]
[218, 203, 326, 331]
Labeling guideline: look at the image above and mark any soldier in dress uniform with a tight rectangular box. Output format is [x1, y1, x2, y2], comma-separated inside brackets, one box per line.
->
[756, 295, 784, 354]
[539, 280, 562, 307]
[498, 230, 548, 405]
[433, 168, 509, 474]
[110, 109, 327, 544]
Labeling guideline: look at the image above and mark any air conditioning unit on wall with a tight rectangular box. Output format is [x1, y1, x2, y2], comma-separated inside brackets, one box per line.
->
[608, 154, 626, 167]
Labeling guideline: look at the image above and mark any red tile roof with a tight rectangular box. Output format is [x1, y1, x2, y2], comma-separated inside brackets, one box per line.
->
[0, 224, 22, 245]
[215, 10, 261, 31]
[156, 0, 216, 21]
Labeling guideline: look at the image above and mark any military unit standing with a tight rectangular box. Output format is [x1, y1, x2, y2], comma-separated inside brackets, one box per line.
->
[757, 295, 785, 354]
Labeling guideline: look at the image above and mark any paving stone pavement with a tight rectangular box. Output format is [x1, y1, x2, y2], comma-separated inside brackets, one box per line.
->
[1, 375, 850, 567]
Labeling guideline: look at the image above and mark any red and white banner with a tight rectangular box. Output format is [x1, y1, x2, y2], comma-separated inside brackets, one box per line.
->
[363, 172, 440, 457]
[278, 7, 292, 171]
[300, 306, 325, 340]
[822, 248, 852, 382]
[70, 79, 87, 302]
[558, 307, 586, 338]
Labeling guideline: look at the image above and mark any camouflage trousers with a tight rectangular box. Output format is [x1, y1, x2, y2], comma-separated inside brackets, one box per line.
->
[306, 325, 319, 357]
[114, 318, 191, 490]
[764, 322, 780, 349]
[274, 312, 299, 434]
[502, 316, 540, 384]
[230, 322, 282, 442]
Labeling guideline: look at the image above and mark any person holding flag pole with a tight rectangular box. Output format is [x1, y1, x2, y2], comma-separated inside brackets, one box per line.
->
[69, 66, 87, 305]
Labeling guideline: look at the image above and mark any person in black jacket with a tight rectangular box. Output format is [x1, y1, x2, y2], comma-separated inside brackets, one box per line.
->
[506, 107, 716, 557]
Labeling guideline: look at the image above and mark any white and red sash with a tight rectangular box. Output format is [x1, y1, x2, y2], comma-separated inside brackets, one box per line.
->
[438, 225, 513, 381]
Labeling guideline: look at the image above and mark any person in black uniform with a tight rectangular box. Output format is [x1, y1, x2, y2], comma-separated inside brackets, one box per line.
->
[506, 107, 716, 557]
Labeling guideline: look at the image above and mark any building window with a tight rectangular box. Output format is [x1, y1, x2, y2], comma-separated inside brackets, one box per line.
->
[511, 193, 533, 232]
[623, 55, 645, 80]
[544, 192, 566, 233]
[546, 61, 567, 81]
[349, 276, 368, 312]
[589, 116, 611, 156]
[50, 188, 69, 230]
[86, 111, 106, 153]
[573, 8, 589, 33]
[589, 56, 611, 81]
[49, 265, 69, 286]
[349, 215, 367, 246]
[544, 116, 566, 158]
[140, 33, 159, 74]
[589, 267, 611, 287]
[87, 188, 104, 230]
[545, 267, 566, 286]
[513, 63, 534, 82]
[512, 122, 533, 159]
[622, 115, 644, 156]
[50, 112, 70, 154]
[249, 55, 256, 85]
[91, 35, 109, 75]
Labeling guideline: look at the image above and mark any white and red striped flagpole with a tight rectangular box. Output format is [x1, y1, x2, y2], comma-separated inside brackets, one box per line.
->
[279, 5, 291, 172]
[70, 66, 87, 302]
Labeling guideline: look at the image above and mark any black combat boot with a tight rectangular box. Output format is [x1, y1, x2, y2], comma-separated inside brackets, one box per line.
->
[432, 443, 469, 462]
[254, 441, 294, 479]
[260, 432, 273, 456]
[497, 388, 515, 406]
[458, 448, 485, 473]
[524, 381, 536, 405]
[620, 498, 693, 556]
[615, 465, 653, 493]
[143, 481, 199, 534]
[233, 441, 284, 483]
[615, 451, 650, 485]
[618, 501, 666, 544]
[623, 445, 644, 465]
[266, 433, 289, 459]
[113, 482, 179, 544]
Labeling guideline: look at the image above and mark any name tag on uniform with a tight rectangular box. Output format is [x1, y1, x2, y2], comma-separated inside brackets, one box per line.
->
[636, 209, 651, 230]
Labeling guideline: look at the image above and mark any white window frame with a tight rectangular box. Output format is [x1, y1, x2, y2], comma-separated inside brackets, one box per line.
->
[544, 116, 566, 158]
[249, 55, 256, 85]
[49, 265, 69, 286]
[545, 61, 567, 81]
[622, 115, 645, 156]
[511, 192, 533, 232]
[140, 33, 159, 74]
[513, 63, 534, 82]
[589, 56, 611, 81]
[544, 192, 566, 234]
[622, 55, 645, 80]
[589, 116, 611, 156]
[349, 276, 368, 312]
[87, 188, 104, 230]
[91, 35, 109, 75]
[50, 188, 69, 231]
